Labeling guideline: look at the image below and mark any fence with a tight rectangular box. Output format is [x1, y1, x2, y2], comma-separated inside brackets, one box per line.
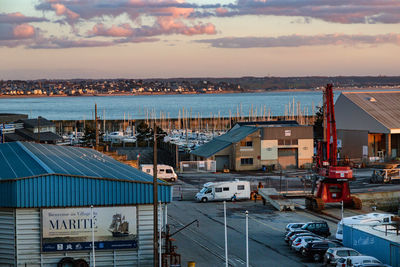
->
[180, 161, 216, 173]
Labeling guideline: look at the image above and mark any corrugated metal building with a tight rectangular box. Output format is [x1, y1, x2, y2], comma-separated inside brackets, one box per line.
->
[191, 121, 313, 170]
[335, 91, 400, 161]
[343, 223, 400, 267]
[0, 141, 171, 267]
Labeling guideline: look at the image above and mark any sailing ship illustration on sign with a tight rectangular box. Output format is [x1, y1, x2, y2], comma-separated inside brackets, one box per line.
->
[109, 213, 130, 237]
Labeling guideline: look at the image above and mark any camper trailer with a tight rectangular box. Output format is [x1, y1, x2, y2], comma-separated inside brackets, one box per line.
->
[140, 164, 178, 182]
[195, 180, 251, 202]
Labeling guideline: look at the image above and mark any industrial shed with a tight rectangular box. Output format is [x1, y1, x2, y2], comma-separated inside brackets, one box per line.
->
[335, 91, 400, 161]
[343, 224, 400, 267]
[191, 121, 313, 170]
[0, 141, 171, 267]
[191, 126, 259, 171]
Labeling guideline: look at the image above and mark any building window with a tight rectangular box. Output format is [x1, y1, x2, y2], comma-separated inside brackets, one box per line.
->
[278, 139, 298, 145]
[240, 140, 253, 147]
[240, 158, 253, 165]
[237, 185, 245, 190]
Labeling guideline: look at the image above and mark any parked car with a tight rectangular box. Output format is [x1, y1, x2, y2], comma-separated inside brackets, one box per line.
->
[301, 240, 342, 262]
[288, 232, 320, 246]
[291, 236, 322, 252]
[285, 229, 310, 242]
[336, 255, 391, 267]
[324, 247, 361, 266]
[285, 223, 306, 233]
[301, 221, 331, 237]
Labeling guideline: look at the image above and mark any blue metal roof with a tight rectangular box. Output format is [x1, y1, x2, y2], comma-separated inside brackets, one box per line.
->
[0, 142, 171, 207]
[191, 126, 259, 158]
[218, 126, 259, 143]
[190, 139, 231, 158]
[0, 142, 158, 182]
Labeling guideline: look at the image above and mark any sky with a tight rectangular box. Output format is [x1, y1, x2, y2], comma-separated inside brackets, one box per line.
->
[1, 0, 400, 79]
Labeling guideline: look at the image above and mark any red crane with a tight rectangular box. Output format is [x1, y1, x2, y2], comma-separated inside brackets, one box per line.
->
[306, 84, 362, 211]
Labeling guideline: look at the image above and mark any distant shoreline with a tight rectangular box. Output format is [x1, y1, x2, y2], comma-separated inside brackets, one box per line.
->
[0, 89, 287, 99]
[0, 86, 399, 99]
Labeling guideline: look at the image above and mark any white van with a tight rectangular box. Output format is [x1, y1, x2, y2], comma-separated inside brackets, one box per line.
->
[140, 164, 178, 182]
[195, 180, 251, 202]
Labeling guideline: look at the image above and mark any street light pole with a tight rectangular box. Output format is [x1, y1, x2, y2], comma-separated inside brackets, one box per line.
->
[224, 201, 228, 267]
[153, 121, 159, 267]
[246, 210, 249, 267]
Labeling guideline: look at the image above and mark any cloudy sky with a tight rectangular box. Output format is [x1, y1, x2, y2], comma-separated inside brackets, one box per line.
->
[1, 0, 400, 79]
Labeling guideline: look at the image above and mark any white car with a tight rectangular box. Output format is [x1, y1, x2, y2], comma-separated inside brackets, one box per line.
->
[291, 236, 322, 252]
[336, 255, 391, 267]
[288, 232, 319, 245]
[285, 223, 306, 233]
[324, 247, 361, 266]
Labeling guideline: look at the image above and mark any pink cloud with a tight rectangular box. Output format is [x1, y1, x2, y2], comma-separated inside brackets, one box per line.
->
[89, 18, 216, 38]
[216, 8, 228, 15]
[51, 3, 79, 20]
[90, 23, 134, 37]
[13, 24, 35, 39]
[0, 12, 48, 23]
[157, 17, 215, 35]
[217, 0, 400, 24]
[156, 7, 194, 18]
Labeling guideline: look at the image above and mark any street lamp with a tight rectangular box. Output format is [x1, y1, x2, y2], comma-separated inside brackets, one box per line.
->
[153, 121, 158, 267]
[152, 122, 166, 267]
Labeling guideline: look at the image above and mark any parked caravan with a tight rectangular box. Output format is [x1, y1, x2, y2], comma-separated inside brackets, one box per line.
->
[195, 180, 251, 202]
[140, 164, 178, 182]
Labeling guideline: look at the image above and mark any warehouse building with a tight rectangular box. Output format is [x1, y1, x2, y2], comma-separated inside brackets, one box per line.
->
[0, 141, 171, 267]
[343, 223, 400, 267]
[191, 121, 313, 171]
[335, 91, 400, 161]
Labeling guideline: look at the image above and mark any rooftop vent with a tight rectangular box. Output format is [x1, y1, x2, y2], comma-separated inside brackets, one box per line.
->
[367, 97, 377, 102]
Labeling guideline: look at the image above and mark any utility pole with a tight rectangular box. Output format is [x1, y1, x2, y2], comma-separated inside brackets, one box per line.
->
[37, 116, 41, 143]
[1, 123, 5, 143]
[153, 121, 159, 267]
[95, 104, 99, 150]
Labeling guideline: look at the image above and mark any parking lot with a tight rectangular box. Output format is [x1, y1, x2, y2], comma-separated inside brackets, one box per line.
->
[166, 169, 400, 267]
[168, 173, 350, 267]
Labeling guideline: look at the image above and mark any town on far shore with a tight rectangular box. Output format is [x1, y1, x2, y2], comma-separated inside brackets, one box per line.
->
[2, 76, 400, 96]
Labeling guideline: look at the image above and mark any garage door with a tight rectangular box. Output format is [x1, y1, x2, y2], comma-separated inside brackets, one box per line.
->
[215, 156, 229, 171]
[278, 148, 298, 169]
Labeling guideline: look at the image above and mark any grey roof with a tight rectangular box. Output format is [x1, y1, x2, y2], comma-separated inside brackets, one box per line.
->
[13, 128, 62, 142]
[190, 139, 231, 158]
[191, 126, 258, 158]
[236, 120, 299, 127]
[4, 133, 26, 142]
[18, 117, 55, 128]
[341, 91, 400, 130]
[0, 113, 28, 123]
[0, 141, 158, 183]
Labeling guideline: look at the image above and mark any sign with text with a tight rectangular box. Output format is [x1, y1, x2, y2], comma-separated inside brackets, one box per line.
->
[42, 207, 137, 252]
